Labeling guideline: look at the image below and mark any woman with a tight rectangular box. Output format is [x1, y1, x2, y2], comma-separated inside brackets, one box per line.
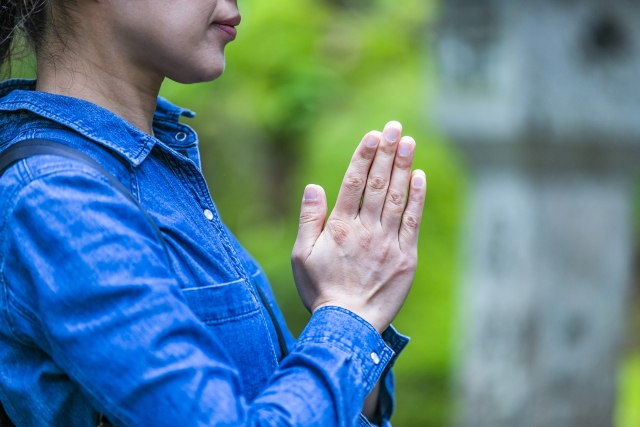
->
[0, 0, 426, 426]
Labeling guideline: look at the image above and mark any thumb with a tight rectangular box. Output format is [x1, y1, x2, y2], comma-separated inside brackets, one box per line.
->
[292, 185, 327, 264]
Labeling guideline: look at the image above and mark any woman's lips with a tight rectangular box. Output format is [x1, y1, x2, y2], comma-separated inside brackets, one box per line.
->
[213, 15, 240, 40]
[214, 23, 237, 39]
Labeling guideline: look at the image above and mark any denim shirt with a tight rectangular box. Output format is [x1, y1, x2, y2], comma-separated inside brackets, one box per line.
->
[0, 79, 409, 427]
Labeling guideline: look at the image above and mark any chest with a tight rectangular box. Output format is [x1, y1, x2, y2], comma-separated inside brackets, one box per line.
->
[134, 148, 282, 401]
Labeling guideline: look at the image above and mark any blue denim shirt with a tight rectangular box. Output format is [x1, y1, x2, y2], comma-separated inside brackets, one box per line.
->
[0, 79, 409, 427]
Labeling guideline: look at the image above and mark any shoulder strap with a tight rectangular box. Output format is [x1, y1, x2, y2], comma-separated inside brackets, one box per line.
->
[0, 139, 172, 267]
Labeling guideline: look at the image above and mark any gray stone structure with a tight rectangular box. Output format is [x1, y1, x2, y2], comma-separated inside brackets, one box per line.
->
[436, 1, 640, 426]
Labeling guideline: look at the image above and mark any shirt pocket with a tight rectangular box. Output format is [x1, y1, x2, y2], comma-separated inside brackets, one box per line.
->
[180, 279, 260, 324]
[179, 279, 279, 401]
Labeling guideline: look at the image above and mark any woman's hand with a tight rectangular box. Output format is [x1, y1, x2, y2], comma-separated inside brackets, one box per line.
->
[291, 121, 427, 333]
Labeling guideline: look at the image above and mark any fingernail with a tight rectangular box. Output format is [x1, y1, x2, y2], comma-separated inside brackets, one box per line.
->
[365, 133, 379, 148]
[398, 140, 412, 157]
[413, 175, 424, 189]
[304, 186, 318, 201]
[385, 127, 400, 143]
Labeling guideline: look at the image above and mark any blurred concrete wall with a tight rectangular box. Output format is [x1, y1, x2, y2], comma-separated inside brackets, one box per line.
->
[436, 1, 640, 426]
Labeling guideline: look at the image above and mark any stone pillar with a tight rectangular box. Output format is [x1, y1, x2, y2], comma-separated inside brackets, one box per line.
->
[436, 1, 640, 426]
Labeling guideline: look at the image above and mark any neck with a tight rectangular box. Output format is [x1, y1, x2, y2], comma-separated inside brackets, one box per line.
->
[36, 29, 163, 136]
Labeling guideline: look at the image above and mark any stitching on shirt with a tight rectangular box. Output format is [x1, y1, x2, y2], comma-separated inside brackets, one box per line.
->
[296, 334, 391, 374]
[181, 277, 244, 291]
[293, 338, 354, 357]
[161, 150, 194, 195]
[6, 304, 39, 348]
[367, 352, 391, 383]
[382, 328, 408, 355]
[20, 158, 34, 181]
[249, 270, 282, 365]
[6, 289, 38, 325]
[153, 117, 196, 135]
[0, 79, 33, 95]
[294, 336, 355, 356]
[125, 161, 141, 202]
[359, 414, 373, 427]
[314, 306, 382, 337]
[2, 281, 39, 347]
[18, 130, 37, 181]
[0, 273, 23, 344]
[0, 100, 155, 163]
[201, 307, 261, 325]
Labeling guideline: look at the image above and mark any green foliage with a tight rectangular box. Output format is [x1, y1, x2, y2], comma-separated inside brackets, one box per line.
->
[616, 353, 640, 427]
[162, 0, 464, 425]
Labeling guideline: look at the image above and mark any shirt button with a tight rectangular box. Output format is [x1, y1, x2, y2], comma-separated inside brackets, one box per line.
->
[175, 131, 187, 141]
[204, 209, 214, 221]
[371, 352, 380, 365]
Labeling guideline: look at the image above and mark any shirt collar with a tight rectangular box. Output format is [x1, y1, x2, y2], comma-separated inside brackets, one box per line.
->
[0, 78, 196, 167]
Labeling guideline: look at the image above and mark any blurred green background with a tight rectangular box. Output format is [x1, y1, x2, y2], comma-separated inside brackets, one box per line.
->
[7, 0, 639, 425]
[159, 0, 640, 426]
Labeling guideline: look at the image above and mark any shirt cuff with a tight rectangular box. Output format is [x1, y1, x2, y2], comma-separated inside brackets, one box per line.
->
[382, 325, 410, 368]
[295, 306, 395, 393]
[361, 325, 410, 426]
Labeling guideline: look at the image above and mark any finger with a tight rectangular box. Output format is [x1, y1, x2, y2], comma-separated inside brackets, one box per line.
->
[292, 185, 328, 264]
[332, 131, 381, 219]
[399, 171, 427, 253]
[359, 121, 402, 224]
[381, 136, 416, 230]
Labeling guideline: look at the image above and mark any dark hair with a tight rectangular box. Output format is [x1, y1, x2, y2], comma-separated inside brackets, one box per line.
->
[0, 0, 50, 75]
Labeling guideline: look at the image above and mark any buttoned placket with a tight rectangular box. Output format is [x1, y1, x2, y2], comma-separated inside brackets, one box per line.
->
[157, 136, 281, 366]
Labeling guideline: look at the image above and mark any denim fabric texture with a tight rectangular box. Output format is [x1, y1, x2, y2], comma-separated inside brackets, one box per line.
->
[0, 79, 409, 427]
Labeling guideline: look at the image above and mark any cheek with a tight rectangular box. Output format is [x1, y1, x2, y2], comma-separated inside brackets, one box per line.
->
[144, 21, 228, 83]
[119, 0, 227, 83]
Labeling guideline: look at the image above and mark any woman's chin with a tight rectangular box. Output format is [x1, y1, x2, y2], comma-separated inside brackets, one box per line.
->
[168, 62, 226, 85]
